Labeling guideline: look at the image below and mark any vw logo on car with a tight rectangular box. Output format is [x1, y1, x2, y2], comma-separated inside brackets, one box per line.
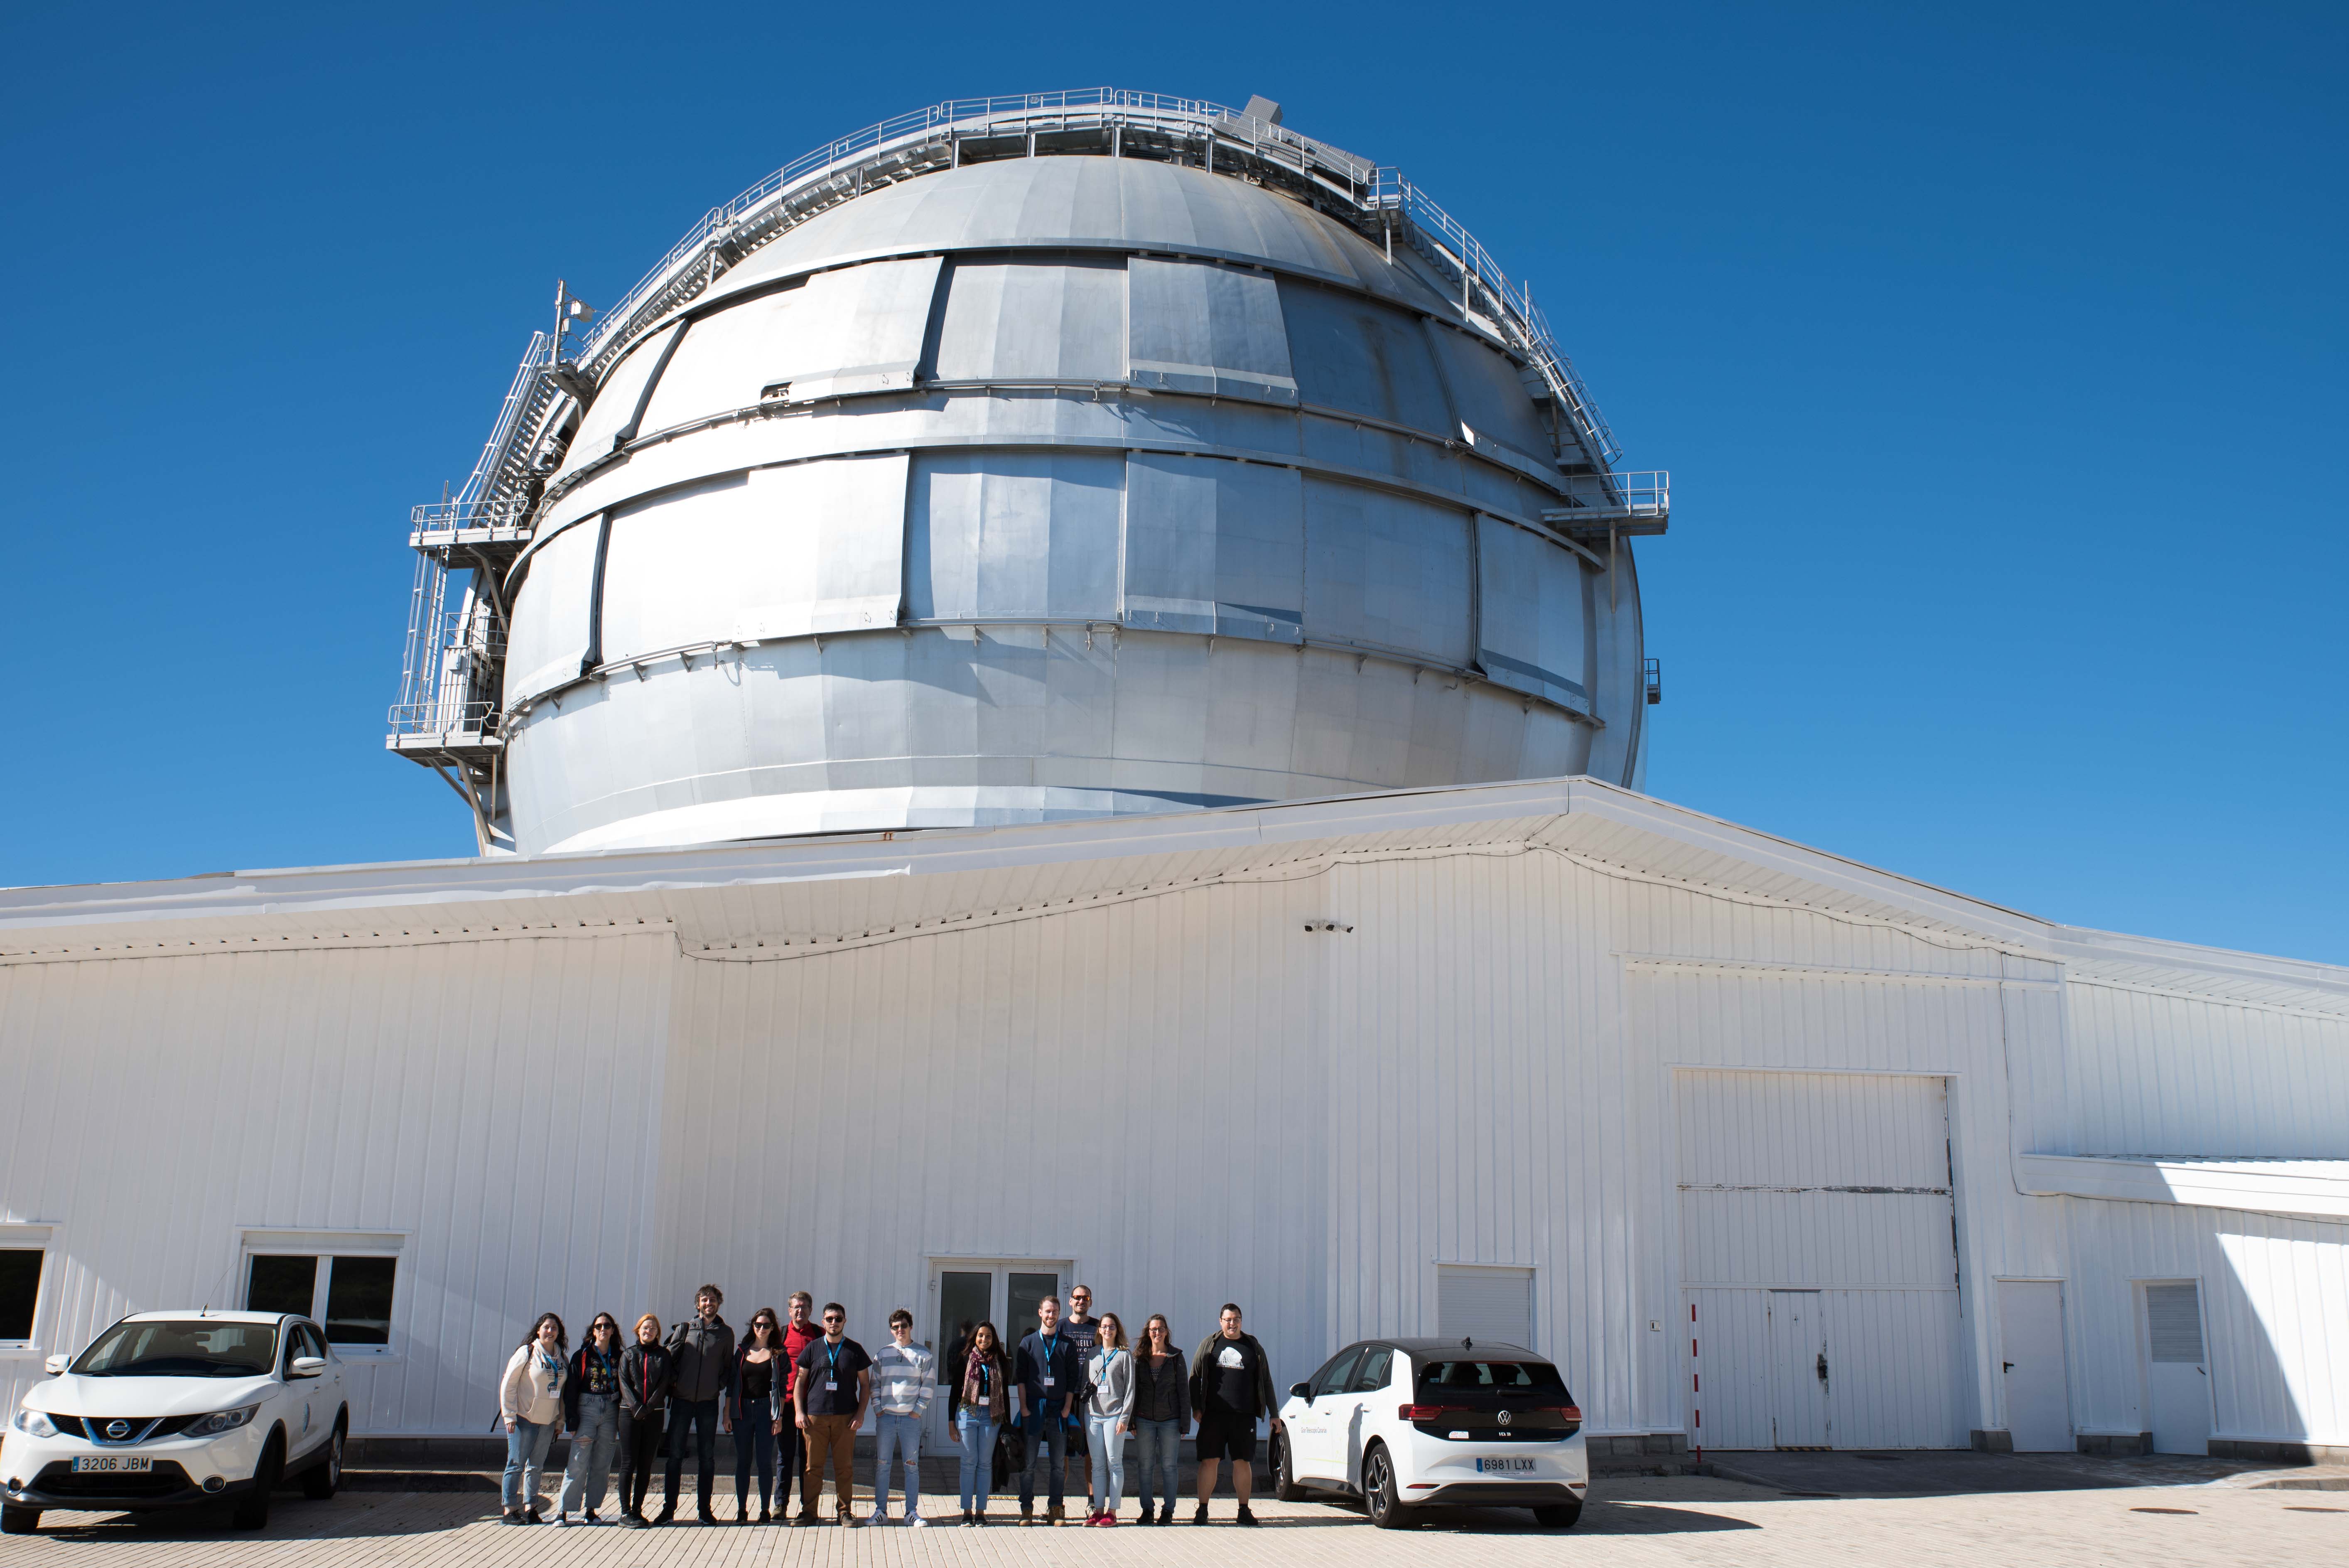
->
[1497, 1409, 1513, 1426]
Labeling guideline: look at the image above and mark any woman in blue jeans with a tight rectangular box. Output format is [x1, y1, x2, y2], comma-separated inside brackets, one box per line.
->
[498, 1313, 569, 1524]
[730, 1308, 787, 1523]
[955, 1321, 1010, 1525]
[1130, 1315, 1190, 1524]
[557, 1313, 624, 1524]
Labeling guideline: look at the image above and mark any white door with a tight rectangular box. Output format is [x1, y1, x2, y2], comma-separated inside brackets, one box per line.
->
[2145, 1282, 2211, 1456]
[1291, 1346, 1360, 1480]
[1436, 1266, 1534, 1350]
[1996, 1281, 2071, 1451]
[1767, 1291, 1830, 1448]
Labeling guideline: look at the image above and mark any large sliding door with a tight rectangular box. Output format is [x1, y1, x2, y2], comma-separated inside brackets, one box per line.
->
[1679, 1070, 1965, 1450]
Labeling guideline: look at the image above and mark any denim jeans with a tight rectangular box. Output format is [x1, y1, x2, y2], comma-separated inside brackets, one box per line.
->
[733, 1393, 778, 1512]
[663, 1397, 719, 1513]
[874, 1411, 923, 1517]
[558, 1393, 617, 1515]
[1084, 1415, 1126, 1514]
[1016, 1405, 1067, 1512]
[1134, 1418, 1181, 1512]
[501, 1415, 555, 1510]
[957, 1410, 999, 1511]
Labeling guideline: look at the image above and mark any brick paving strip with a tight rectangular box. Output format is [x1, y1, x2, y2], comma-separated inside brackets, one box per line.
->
[0, 1470, 2342, 1568]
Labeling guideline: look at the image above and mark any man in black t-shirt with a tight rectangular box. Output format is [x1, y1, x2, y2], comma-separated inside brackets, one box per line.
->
[791, 1304, 872, 1525]
[1187, 1303, 1280, 1525]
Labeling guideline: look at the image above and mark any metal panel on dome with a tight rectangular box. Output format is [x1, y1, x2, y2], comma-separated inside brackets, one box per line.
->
[906, 450, 1123, 621]
[1127, 257, 1297, 404]
[559, 324, 679, 480]
[769, 255, 944, 402]
[1475, 516, 1590, 707]
[931, 258, 1126, 383]
[1301, 476, 1472, 667]
[504, 517, 603, 702]
[1432, 323, 1556, 466]
[596, 455, 911, 663]
[637, 287, 807, 432]
[1279, 279, 1453, 437]
[1122, 453, 1303, 641]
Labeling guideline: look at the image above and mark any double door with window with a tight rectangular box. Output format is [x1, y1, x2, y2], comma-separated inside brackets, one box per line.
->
[1292, 1343, 1394, 1484]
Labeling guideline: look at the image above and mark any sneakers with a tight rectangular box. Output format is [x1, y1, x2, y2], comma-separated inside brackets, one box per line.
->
[908, 1514, 930, 1527]
[498, 1508, 526, 1526]
[1237, 1504, 1260, 1526]
[868, 1509, 888, 1527]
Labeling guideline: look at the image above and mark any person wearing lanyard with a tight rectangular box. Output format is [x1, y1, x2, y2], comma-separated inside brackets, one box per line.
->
[557, 1313, 624, 1524]
[1013, 1294, 1077, 1525]
[1081, 1314, 1136, 1526]
[792, 1303, 872, 1526]
[956, 1321, 1011, 1525]
[498, 1313, 569, 1524]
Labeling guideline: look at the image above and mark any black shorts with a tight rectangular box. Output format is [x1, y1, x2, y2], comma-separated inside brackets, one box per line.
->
[1196, 1409, 1258, 1462]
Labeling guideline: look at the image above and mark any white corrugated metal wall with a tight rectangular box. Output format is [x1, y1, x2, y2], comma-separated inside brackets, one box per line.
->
[0, 933, 673, 1433]
[0, 813, 2343, 1452]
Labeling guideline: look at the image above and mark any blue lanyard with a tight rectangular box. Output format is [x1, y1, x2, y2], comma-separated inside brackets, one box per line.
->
[1040, 1332, 1058, 1372]
[824, 1340, 842, 1377]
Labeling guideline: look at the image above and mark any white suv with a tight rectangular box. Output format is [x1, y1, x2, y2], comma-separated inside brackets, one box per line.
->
[1271, 1338, 1587, 1529]
[2, 1311, 347, 1535]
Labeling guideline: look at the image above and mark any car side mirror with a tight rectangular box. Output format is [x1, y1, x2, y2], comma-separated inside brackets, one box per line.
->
[1289, 1380, 1313, 1405]
[290, 1356, 328, 1379]
[43, 1355, 68, 1377]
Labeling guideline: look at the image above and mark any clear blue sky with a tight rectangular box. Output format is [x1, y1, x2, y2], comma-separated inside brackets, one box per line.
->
[2, 2, 2341, 961]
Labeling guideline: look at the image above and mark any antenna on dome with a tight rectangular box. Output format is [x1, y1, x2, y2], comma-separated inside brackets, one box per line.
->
[1463, 1337, 1474, 1350]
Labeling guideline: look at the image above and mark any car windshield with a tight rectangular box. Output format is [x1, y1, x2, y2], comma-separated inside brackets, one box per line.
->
[72, 1320, 278, 1378]
[1416, 1359, 1567, 1393]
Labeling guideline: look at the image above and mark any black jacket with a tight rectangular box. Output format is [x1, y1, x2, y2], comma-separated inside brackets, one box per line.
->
[1190, 1331, 1276, 1420]
[618, 1341, 675, 1418]
[561, 1342, 625, 1431]
[1134, 1348, 1191, 1426]
[667, 1314, 736, 1405]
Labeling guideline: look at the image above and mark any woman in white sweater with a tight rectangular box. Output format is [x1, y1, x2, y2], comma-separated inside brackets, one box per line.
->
[1081, 1314, 1135, 1526]
[500, 1313, 569, 1524]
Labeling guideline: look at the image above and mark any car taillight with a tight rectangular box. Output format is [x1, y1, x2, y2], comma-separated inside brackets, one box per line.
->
[1400, 1403, 1447, 1421]
[1560, 1405, 1582, 1423]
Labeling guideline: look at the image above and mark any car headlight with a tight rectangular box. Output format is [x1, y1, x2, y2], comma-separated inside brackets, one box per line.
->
[10, 1409, 58, 1439]
[182, 1404, 263, 1440]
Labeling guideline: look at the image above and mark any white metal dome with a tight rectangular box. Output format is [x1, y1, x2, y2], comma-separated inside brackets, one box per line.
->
[390, 93, 1665, 854]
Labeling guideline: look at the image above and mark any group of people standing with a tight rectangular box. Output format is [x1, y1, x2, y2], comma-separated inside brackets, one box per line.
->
[495, 1282, 1284, 1528]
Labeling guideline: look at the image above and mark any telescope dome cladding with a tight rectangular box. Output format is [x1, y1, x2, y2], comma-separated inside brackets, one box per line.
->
[504, 150, 1645, 854]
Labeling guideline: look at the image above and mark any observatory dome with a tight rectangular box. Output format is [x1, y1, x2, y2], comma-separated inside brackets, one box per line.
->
[483, 106, 1653, 854]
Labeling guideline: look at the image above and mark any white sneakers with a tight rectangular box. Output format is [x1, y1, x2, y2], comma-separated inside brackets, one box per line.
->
[865, 1510, 930, 1526]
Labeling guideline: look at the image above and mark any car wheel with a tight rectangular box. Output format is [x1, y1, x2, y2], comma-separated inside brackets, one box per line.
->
[1362, 1443, 1417, 1530]
[0, 1505, 39, 1535]
[1271, 1432, 1306, 1502]
[232, 1433, 284, 1530]
[302, 1417, 345, 1500]
[1534, 1502, 1583, 1528]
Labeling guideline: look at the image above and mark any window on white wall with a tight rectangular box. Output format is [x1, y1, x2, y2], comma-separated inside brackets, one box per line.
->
[241, 1233, 402, 1348]
[0, 1248, 44, 1342]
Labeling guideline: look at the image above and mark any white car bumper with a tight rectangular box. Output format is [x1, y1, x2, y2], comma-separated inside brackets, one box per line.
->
[1396, 1428, 1588, 1507]
[2, 1424, 270, 1513]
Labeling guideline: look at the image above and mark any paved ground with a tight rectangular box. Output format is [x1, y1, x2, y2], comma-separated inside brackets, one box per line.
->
[2, 1458, 2344, 1567]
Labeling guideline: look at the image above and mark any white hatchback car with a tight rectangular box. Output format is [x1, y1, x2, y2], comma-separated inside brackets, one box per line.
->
[1271, 1338, 1587, 1529]
[2, 1311, 347, 1535]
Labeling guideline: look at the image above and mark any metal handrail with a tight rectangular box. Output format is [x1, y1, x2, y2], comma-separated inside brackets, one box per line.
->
[387, 699, 502, 739]
[1550, 470, 1669, 515]
[555, 88, 1619, 464]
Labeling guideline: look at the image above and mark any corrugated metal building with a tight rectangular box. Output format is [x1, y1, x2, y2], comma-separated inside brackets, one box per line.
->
[1, 777, 2343, 1461]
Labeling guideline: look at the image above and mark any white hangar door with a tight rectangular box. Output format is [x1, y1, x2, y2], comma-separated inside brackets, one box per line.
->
[1679, 1070, 1966, 1450]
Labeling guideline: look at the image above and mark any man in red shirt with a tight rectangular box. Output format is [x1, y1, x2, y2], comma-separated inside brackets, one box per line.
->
[779, 1292, 824, 1520]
